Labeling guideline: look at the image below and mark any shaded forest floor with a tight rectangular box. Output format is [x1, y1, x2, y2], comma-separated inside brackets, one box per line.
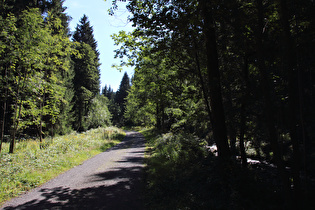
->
[141, 128, 315, 210]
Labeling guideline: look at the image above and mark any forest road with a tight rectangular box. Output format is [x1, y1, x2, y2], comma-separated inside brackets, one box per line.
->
[1, 131, 146, 210]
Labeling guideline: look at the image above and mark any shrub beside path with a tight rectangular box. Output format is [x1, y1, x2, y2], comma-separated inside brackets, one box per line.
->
[1, 131, 145, 210]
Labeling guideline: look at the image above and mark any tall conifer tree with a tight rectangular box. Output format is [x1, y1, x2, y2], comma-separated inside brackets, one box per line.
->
[71, 15, 100, 131]
[72, 14, 100, 61]
[114, 72, 131, 125]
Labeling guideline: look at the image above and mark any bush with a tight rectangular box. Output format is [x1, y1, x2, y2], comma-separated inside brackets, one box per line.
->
[151, 132, 207, 168]
[84, 95, 112, 130]
[144, 130, 290, 210]
[145, 131, 208, 209]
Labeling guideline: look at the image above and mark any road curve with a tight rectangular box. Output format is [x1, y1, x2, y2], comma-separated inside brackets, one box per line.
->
[1, 131, 145, 210]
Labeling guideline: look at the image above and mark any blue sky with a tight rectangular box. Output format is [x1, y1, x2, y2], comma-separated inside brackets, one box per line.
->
[63, 0, 134, 91]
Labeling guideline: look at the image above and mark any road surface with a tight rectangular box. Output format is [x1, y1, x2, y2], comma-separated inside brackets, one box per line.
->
[1, 131, 145, 210]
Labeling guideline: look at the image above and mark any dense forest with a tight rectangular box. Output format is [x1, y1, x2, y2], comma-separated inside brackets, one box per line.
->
[1, 0, 315, 209]
[110, 0, 315, 209]
[0, 0, 116, 153]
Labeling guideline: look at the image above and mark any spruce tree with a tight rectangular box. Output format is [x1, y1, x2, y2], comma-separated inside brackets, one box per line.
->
[115, 72, 131, 110]
[71, 15, 100, 131]
[46, 0, 71, 36]
[114, 72, 131, 126]
[72, 14, 100, 60]
[72, 14, 100, 95]
[102, 85, 115, 100]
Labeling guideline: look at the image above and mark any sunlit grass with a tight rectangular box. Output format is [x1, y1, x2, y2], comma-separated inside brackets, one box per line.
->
[0, 127, 125, 205]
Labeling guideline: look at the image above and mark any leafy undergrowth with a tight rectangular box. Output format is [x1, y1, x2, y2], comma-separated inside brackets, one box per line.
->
[142, 128, 314, 210]
[0, 127, 125, 205]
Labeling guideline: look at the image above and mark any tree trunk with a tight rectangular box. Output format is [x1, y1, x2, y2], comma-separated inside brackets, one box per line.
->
[159, 85, 165, 131]
[226, 86, 237, 158]
[9, 72, 27, 153]
[255, 0, 291, 203]
[0, 66, 8, 153]
[39, 88, 46, 147]
[278, 0, 301, 204]
[0, 99, 5, 153]
[201, 0, 230, 158]
[39, 101, 43, 145]
[239, 54, 250, 167]
[10, 97, 23, 154]
[194, 46, 213, 129]
[239, 103, 248, 167]
[156, 102, 161, 130]
[51, 124, 54, 140]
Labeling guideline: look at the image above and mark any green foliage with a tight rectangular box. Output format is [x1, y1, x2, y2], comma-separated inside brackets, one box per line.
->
[71, 15, 101, 132]
[123, 49, 207, 134]
[102, 126, 126, 144]
[85, 95, 112, 129]
[101, 85, 115, 100]
[0, 3, 74, 152]
[149, 132, 207, 170]
[102, 73, 131, 127]
[112, 0, 315, 207]
[0, 127, 125, 204]
[113, 72, 131, 126]
[72, 14, 100, 60]
[0, 0, 56, 17]
[72, 42, 100, 96]
[143, 130, 306, 210]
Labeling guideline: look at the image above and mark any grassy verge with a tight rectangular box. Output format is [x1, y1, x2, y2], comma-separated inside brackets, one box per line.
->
[0, 126, 125, 205]
[139, 127, 160, 145]
[141, 128, 210, 209]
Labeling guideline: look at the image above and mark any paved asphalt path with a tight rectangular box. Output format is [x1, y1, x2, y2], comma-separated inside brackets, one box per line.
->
[1, 131, 145, 210]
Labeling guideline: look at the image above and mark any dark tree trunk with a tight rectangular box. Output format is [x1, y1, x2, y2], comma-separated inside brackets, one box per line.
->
[194, 46, 213, 129]
[0, 100, 5, 153]
[201, 0, 230, 159]
[10, 92, 23, 154]
[239, 54, 250, 167]
[0, 66, 8, 153]
[255, 0, 291, 203]
[229, 125, 237, 158]
[39, 81, 45, 146]
[239, 102, 247, 167]
[156, 101, 162, 130]
[278, 0, 301, 204]
[226, 87, 237, 158]
[9, 73, 26, 153]
[39, 101, 43, 144]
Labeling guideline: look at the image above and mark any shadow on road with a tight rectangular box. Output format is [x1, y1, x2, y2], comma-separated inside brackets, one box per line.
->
[3, 132, 145, 210]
